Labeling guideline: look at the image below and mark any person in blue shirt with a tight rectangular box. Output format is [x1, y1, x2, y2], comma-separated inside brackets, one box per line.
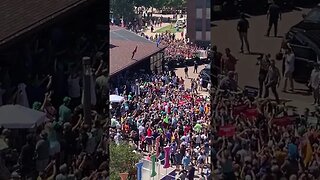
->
[182, 154, 191, 170]
[288, 137, 299, 161]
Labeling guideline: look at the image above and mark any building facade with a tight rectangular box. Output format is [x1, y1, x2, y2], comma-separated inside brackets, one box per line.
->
[187, 0, 211, 47]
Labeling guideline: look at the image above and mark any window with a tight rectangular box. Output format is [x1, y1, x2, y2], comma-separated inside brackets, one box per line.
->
[196, 8, 203, 19]
[206, 19, 211, 31]
[195, 20, 203, 31]
[206, 31, 211, 41]
[206, 8, 211, 19]
[196, 0, 203, 8]
[196, 31, 202, 40]
[207, 0, 211, 7]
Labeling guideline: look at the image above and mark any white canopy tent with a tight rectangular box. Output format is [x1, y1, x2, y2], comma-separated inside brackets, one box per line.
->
[110, 94, 125, 103]
[0, 105, 46, 129]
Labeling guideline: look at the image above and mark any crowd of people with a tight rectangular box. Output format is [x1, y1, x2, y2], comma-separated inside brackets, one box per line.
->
[109, 71, 212, 179]
[139, 29, 205, 62]
[212, 86, 320, 180]
[211, 41, 320, 179]
[0, 12, 110, 179]
[0, 55, 109, 180]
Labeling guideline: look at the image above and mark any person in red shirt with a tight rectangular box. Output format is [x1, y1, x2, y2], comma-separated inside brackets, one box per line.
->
[146, 126, 153, 152]
[221, 48, 238, 74]
[147, 126, 152, 137]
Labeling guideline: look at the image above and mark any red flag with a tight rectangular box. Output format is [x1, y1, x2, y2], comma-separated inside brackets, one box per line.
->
[131, 46, 137, 59]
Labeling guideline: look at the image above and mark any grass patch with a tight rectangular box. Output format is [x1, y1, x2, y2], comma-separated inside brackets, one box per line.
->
[155, 24, 183, 33]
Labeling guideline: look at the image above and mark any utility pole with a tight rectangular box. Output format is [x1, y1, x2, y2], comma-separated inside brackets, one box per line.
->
[82, 57, 91, 124]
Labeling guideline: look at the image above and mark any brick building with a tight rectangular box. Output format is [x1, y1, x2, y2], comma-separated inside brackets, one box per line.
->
[186, 0, 211, 47]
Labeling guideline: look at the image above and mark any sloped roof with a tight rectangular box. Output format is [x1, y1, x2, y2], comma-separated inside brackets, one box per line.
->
[0, 0, 95, 47]
[109, 26, 166, 76]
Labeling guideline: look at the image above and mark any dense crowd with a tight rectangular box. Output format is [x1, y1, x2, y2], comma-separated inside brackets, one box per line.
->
[212, 44, 320, 180]
[109, 71, 212, 179]
[0, 30, 109, 179]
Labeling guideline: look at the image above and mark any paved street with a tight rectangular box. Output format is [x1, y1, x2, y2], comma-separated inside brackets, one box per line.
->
[212, 8, 314, 112]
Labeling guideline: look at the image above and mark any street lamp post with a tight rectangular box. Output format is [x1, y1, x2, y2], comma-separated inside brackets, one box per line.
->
[82, 57, 91, 124]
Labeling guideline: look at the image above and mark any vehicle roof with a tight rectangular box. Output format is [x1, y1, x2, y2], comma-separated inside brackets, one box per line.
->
[296, 30, 320, 56]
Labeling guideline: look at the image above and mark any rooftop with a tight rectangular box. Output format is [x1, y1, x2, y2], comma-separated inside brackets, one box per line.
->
[109, 26, 166, 76]
[0, 0, 95, 47]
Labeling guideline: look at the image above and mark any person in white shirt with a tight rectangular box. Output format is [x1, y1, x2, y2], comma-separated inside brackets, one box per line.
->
[67, 70, 81, 109]
[138, 124, 145, 135]
[283, 48, 295, 92]
[16, 83, 29, 107]
[309, 63, 320, 105]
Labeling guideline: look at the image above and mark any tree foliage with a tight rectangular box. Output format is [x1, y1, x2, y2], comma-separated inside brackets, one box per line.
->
[110, 0, 187, 22]
[164, 0, 186, 9]
[110, 143, 142, 180]
[110, 0, 135, 22]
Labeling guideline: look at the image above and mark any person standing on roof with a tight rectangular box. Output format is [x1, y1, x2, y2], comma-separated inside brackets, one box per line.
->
[221, 48, 238, 74]
[265, 1, 281, 37]
[237, 13, 250, 54]
[264, 59, 281, 103]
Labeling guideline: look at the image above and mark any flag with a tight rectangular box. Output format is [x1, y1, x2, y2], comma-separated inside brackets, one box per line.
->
[303, 137, 313, 166]
[131, 46, 137, 59]
[156, 37, 161, 47]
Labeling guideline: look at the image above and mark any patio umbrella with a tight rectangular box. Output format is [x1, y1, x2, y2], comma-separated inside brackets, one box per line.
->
[110, 94, 125, 103]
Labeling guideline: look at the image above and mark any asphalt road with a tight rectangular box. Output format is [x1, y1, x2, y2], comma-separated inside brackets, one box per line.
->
[211, 7, 314, 112]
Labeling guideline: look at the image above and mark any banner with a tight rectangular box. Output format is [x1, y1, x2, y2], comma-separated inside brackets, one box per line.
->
[272, 116, 296, 126]
[136, 161, 143, 180]
[163, 146, 170, 168]
[218, 125, 236, 137]
[151, 155, 157, 177]
[243, 108, 258, 119]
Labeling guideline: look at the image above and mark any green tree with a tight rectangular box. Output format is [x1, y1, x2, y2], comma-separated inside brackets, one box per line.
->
[164, 0, 186, 9]
[110, 143, 142, 180]
[110, 0, 135, 22]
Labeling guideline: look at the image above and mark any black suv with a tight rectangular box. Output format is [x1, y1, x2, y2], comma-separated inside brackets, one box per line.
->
[283, 4, 320, 84]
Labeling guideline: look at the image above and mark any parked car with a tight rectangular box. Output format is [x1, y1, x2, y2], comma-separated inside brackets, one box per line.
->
[283, 4, 320, 84]
[199, 64, 211, 88]
[175, 18, 186, 28]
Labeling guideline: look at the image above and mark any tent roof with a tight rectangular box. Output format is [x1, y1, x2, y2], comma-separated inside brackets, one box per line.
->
[0, 105, 46, 129]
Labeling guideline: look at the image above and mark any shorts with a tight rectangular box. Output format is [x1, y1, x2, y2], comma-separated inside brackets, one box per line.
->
[146, 137, 152, 145]
[284, 71, 293, 78]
